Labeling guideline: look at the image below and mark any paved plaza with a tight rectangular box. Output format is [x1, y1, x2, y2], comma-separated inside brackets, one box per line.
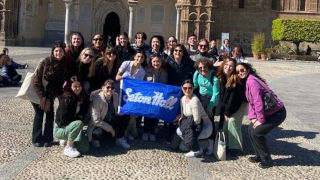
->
[0, 47, 319, 179]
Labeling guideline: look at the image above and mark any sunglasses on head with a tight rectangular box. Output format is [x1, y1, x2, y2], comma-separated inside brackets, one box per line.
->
[106, 86, 114, 90]
[182, 86, 193, 91]
[93, 38, 103, 41]
[84, 54, 94, 58]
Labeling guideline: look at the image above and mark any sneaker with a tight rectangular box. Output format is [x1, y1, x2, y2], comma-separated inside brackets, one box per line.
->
[92, 140, 101, 148]
[64, 146, 80, 158]
[142, 133, 148, 141]
[185, 150, 203, 158]
[116, 138, 130, 149]
[248, 156, 262, 163]
[128, 135, 135, 141]
[259, 159, 273, 169]
[149, 133, 156, 142]
[59, 140, 66, 147]
[206, 139, 214, 156]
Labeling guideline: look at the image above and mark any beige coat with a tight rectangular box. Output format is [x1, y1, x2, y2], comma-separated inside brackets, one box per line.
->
[87, 90, 119, 142]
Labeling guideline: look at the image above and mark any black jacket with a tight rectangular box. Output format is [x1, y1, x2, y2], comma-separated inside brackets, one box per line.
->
[219, 81, 245, 117]
[166, 56, 195, 86]
[55, 92, 89, 128]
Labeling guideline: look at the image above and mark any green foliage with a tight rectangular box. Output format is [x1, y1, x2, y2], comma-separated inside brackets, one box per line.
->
[251, 33, 265, 54]
[272, 18, 320, 43]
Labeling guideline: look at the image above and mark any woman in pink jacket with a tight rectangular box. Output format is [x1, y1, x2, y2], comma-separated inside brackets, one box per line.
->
[236, 63, 286, 169]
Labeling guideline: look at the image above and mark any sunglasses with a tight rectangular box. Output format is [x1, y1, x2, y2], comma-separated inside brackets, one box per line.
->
[174, 49, 183, 53]
[182, 87, 193, 91]
[236, 69, 246, 74]
[84, 54, 94, 58]
[199, 44, 208, 48]
[93, 38, 103, 41]
[106, 86, 115, 90]
[106, 52, 115, 56]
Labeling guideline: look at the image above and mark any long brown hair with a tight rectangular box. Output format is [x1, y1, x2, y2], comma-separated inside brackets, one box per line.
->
[217, 57, 239, 88]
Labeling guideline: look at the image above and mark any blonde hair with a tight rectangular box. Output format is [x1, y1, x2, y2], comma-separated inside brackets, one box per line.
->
[78, 47, 95, 78]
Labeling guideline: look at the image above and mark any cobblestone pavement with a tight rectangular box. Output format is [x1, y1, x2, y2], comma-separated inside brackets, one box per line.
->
[0, 47, 319, 180]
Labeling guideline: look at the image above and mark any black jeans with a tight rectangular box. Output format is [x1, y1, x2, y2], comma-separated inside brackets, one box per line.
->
[31, 101, 54, 144]
[199, 95, 216, 139]
[179, 116, 201, 151]
[248, 107, 286, 160]
[93, 115, 130, 140]
[143, 117, 158, 134]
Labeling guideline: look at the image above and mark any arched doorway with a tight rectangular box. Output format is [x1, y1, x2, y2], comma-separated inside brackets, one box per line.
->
[103, 12, 120, 46]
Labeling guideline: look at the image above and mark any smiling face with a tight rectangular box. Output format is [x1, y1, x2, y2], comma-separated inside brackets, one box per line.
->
[223, 60, 235, 77]
[188, 36, 197, 46]
[151, 57, 162, 70]
[134, 52, 145, 66]
[119, 35, 128, 47]
[182, 83, 194, 97]
[198, 40, 209, 53]
[173, 46, 183, 61]
[198, 62, 209, 76]
[92, 35, 103, 49]
[81, 49, 94, 64]
[71, 81, 82, 96]
[167, 37, 177, 50]
[71, 35, 83, 47]
[236, 64, 249, 79]
[53, 47, 64, 61]
[102, 83, 115, 97]
[135, 34, 144, 47]
[105, 50, 116, 61]
[151, 37, 160, 52]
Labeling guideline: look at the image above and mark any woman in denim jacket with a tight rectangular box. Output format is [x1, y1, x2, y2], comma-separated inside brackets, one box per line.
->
[236, 63, 286, 169]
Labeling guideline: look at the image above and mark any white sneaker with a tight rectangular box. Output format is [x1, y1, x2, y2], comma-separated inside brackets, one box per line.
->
[206, 139, 214, 156]
[149, 133, 156, 142]
[185, 150, 203, 158]
[64, 146, 80, 158]
[92, 140, 101, 148]
[128, 135, 135, 141]
[59, 139, 66, 147]
[142, 133, 148, 141]
[116, 138, 130, 149]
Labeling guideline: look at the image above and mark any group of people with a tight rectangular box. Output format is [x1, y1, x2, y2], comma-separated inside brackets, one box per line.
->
[28, 31, 285, 169]
[0, 48, 28, 86]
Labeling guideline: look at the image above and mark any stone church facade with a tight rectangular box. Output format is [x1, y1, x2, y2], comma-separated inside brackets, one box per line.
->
[0, 0, 320, 52]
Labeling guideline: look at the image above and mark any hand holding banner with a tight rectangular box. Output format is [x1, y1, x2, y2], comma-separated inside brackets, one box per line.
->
[119, 78, 182, 123]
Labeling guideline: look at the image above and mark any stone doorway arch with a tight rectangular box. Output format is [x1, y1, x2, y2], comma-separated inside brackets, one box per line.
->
[103, 12, 120, 46]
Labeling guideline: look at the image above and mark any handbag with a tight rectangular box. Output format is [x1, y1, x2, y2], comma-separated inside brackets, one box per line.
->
[15, 72, 40, 104]
[214, 131, 226, 161]
[254, 79, 277, 111]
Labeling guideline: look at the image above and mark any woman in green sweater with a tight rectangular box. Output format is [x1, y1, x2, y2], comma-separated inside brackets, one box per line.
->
[193, 57, 220, 155]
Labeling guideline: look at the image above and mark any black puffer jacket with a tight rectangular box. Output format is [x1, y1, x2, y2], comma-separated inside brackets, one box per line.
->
[166, 56, 195, 86]
[55, 92, 89, 128]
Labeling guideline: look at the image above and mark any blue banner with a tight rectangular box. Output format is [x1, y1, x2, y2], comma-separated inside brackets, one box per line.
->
[118, 78, 182, 123]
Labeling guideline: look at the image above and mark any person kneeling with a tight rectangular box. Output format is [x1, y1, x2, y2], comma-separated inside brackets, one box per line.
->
[55, 76, 90, 158]
[87, 79, 130, 149]
[176, 80, 213, 158]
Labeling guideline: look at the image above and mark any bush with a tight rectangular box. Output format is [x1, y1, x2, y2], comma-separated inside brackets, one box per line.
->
[272, 18, 320, 53]
[251, 33, 265, 54]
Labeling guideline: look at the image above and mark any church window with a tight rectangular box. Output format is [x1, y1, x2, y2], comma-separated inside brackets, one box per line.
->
[299, 0, 306, 11]
[271, 0, 277, 10]
[239, 0, 244, 8]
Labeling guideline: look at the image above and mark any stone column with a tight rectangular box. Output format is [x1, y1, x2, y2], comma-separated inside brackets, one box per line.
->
[64, 0, 73, 45]
[128, 0, 138, 42]
[175, 7, 181, 40]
